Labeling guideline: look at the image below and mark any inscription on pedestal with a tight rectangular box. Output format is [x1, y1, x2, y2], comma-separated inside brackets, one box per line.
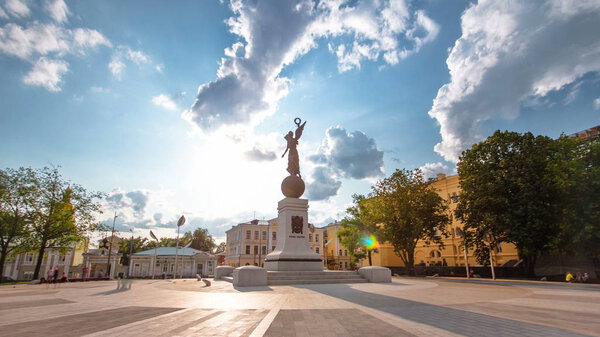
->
[291, 216, 303, 234]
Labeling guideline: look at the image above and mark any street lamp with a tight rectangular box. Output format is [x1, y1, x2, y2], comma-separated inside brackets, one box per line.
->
[106, 212, 117, 279]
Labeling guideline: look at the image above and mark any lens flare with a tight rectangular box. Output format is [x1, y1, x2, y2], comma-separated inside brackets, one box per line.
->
[362, 234, 379, 250]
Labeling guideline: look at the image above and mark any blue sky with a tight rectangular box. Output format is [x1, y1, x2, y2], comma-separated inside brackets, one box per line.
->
[1, 0, 599, 242]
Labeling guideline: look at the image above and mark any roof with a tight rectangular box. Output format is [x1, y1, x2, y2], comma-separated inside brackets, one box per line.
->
[133, 247, 212, 257]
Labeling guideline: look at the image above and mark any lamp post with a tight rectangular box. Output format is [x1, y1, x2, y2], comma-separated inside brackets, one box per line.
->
[149, 230, 159, 279]
[127, 229, 133, 278]
[106, 212, 117, 279]
[174, 215, 185, 279]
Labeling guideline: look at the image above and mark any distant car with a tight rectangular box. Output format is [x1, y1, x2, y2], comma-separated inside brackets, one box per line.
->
[1, 276, 15, 283]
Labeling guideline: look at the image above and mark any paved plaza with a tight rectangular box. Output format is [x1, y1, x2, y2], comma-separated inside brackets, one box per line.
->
[0, 277, 598, 337]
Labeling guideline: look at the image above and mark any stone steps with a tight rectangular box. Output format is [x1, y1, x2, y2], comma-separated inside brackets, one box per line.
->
[267, 270, 367, 285]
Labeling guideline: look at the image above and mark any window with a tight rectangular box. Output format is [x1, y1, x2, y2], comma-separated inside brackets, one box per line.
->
[262, 246, 267, 255]
[316, 247, 320, 254]
[339, 249, 342, 256]
[309, 234, 313, 242]
[451, 192, 459, 203]
[254, 231, 259, 240]
[339, 262, 343, 269]
[254, 245, 259, 254]
[496, 243, 503, 253]
[315, 234, 319, 242]
[272, 231, 277, 240]
[262, 231, 267, 240]
[345, 262, 348, 269]
[344, 250, 348, 256]
[245, 245, 250, 254]
[246, 230, 251, 240]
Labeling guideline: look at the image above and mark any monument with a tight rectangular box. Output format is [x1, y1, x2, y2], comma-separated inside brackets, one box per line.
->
[264, 118, 323, 271]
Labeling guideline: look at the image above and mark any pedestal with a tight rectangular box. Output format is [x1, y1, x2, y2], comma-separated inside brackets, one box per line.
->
[265, 197, 322, 271]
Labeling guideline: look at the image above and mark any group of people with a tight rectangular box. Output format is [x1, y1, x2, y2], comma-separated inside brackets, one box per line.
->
[565, 271, 590, 283]
[42, 267, 68, 283]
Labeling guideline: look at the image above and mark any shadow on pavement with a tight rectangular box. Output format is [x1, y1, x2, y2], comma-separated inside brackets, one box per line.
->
[302, 283, 592, 337]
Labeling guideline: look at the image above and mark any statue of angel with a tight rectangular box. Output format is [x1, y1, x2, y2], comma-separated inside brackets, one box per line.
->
[282, 118, 306, 178]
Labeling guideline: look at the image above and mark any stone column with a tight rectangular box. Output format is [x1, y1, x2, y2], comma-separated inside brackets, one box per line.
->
[264, 198, 322, 271]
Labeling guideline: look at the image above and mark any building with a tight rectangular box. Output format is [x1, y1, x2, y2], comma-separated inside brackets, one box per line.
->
[129, 246, 217, 278]
[225, 219, 277, 267]
[224, 218, 330, 268]
[365, 173, 520, 268]
[321, 222, 354, 270]
[568, 125, 600, 142]
[2, 241, 87, 281]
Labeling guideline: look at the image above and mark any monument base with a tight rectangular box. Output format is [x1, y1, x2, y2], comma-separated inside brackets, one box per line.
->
[264, 260, 323, 271]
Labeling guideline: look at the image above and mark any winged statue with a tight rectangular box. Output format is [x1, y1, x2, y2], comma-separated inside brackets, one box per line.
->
[282, 118, 306, 177]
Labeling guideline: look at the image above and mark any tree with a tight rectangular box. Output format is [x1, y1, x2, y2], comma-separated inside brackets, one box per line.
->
[214, 242, 226, 254]
[0, 168, 35, 281]
[337, 195, 380, 266]
[456, 131, 572, 277]
[367, 169, 450, 275]
[28, 167, 103, 279]
[182, 228, 216, 252]
[145, 237, 179, 248]
[118, 236, 148, 265]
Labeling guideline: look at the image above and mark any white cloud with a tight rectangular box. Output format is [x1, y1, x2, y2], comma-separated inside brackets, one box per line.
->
[22, 57, 68, 91]
[185, 0, 438, 132]
[72, 28, 111, 50]
[106, 188, 152, 220]
[594, 98, 600, 110]
[310, 126, 384, 180]
[307, 166, 342, 201]
[0, 7, 8, 19]
[152, 94, 178, 111]
[4, 0, 29, 18]
[108, 46, 151, 79]
[428, 0, 600, 163]
[45, 0, 69, 23]
[419, 162, 455, 180]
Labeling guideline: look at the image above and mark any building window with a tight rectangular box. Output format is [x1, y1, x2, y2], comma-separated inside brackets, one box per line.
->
[254, 245, 259, 255]
[245, 245, 250, 254]
[262, 231, 267, 240]
[316, 247, 320, 254]
[344, 250, 348, 256]
[496, 243, 503, 253]
[345, 262, 348, 269]
[246, 230, 251, 240]
[339, 262, 343, 269]
[315, 234, 319, 242]
[451, 192, 459, 203]
[309, 234, 313, 242]
[272, 232, 276, 240]
[339, 249, 342, 256]
[254, 231, 259, 240]
[262, 246, 267, 255]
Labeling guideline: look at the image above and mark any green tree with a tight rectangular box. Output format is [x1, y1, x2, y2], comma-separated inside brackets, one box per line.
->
[182, 228, 216, 252]
[28, 167, 103, 279]
[145, 237, 179, 248]
[368, 169, 450, 275]
[456, 131, 572, 277]
[118, 236, 148, 265]
[214, 242, 226, 254]
[0, 168, 36, 281]
[337, 195, 381, 266]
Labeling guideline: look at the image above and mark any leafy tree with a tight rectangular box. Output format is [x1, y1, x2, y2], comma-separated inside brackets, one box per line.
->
[337, 195, 380, 266]
[456, 131, 572, 277]
[118, 236, 148, 265]
[367, 169, 450, 275]
[28, 167, 103, 279]
[182, 228, 216, 252]
[214, 242, 226, 254]
[145, 237, 179, 248]
[0, 168, 36, 281]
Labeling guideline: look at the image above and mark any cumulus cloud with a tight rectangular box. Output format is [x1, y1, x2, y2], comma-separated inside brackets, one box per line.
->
[185, 0, 438, 132]
[594, 98, 600, 110]
[310, 126, 384, 179]
[4, 0, 29, 18]
[152, 94, 178, 111]
[428, 0, 600, 163]
[22, 57, 68, 91]
[45, 0, 69, 23]
[108, 46, 151, 79]
[106, 188, 151, 219]
[307, 166, 342, 201]
[419, 162, 455, 180]
[0, 1, 111, 91]
[244, 147, 277, 162]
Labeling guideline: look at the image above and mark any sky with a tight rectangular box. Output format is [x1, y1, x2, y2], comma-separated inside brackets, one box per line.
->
[1, 0, 599, 244]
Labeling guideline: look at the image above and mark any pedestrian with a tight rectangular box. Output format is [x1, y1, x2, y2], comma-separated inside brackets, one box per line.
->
[566, 272, 574, 282]
[576, 272, 582, 283]
[61, 272, 67, 283]
[582, 273, 589, 283]
[53, 267, 59, 283]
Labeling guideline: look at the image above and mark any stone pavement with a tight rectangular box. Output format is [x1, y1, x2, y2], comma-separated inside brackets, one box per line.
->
[0, 277, 598, 337]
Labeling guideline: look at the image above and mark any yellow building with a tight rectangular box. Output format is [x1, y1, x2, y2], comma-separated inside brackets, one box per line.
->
[321, 222, 354, 270]
[365, 173, 519, 267]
